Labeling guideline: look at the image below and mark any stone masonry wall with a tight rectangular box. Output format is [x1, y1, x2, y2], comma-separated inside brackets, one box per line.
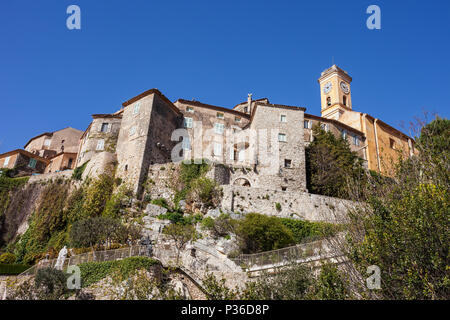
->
[221, 185, 355, 223]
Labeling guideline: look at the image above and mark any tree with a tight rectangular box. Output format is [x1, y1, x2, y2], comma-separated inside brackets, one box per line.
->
[70, 217, 140, 249]
[305, 125, 366, 199]
[163, 223, 197, 264]
[242, 263, 315, 300]
[345, 117, 450, 299]
[312, 263, 351, 300]
[34, 267, 68, 300]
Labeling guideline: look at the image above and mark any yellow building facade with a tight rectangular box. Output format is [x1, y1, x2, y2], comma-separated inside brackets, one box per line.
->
[318, 65, 416, 176]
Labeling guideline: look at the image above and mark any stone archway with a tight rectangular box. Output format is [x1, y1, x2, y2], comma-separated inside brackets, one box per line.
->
[233, 177, 251, 187]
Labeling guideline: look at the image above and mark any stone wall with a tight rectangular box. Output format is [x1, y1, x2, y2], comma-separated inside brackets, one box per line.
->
[248, 103, 307, 192]
[221, 185, 355, 223]
[145, 163, 177, 205]
[116, 93, 182, 196]
[76, 116, 122, 167]
[28, 169, 74, 183]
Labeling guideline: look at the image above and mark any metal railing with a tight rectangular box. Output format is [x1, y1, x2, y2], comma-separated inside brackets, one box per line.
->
[20, 245, 149, 276]
[230, 239, 328, 270]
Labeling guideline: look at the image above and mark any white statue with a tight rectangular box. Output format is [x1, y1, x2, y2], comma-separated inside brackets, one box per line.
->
[54, 246, 68, 270]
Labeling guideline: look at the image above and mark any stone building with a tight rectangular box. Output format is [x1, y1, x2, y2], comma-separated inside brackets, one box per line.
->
[71, 65, 415, 196]
[113, 89, 183, 195]
[24, 127, 83, 159]
[76, 113, 123, 167]
[0, 149, 49, 175]
[2, 64, 414, 194]
[44, 152, 78, 173]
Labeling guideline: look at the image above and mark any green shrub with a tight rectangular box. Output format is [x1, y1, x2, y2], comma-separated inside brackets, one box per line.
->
[34, 267, 68, 299]
[187, 177, 222, 212]
[236, 213, 295, 253]
[82, 174, 114, 217]
[278, 218, 337, 243]
[0, 252, 16, 264]
[158, 210, 196, 225]
[173, 159, 210, 205]
[151, 198, 169, 209]
[72, 161, 89, 180]
[103, 185, 133, 219]
[79, 257, 159, 287]
[70, 216, 139, 249]
[275, 203, 282, 211]
[0, 264, 29, 275]
[201, 214, 235, 239]
[201, 217, 215, 229]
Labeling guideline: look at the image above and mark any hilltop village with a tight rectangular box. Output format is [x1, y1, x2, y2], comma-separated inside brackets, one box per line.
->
[0, 65, 415, 201]
[0, 65, 440, 301]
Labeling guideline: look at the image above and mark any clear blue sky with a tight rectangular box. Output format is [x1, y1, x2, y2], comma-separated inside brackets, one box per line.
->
[0, 0, 449, 153]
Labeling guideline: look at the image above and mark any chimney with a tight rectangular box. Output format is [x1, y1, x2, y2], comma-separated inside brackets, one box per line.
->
[247, 93, 252, 114]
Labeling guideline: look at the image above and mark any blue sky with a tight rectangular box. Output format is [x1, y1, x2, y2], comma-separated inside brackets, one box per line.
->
[0, 0, 449, 153]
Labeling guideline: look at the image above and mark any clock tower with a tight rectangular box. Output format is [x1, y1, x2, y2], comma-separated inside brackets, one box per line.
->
[318, 65, 353, 120]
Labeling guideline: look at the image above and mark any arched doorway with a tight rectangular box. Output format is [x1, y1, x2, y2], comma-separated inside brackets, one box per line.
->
[233, 177, 251, 187]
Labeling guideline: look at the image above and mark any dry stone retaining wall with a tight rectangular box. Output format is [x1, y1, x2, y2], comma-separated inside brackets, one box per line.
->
[221, 185, 355, 223]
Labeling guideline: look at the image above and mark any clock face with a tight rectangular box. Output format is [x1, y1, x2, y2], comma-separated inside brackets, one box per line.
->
[323, 82, 332, 94]
[340, 81, 350, 94]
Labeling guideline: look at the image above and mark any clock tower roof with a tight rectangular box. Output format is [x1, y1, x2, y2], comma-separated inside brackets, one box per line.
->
[318, 64, 352, 83]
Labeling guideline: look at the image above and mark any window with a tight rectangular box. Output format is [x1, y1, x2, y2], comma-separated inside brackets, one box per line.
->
[184, 117, 193, 128]
[341, 130, 347, 140]
[238, 149, 245, 161]
[96, 139, 105, 151]
[213, 143, 222, 156]
[68, 158, 73, 168]
[321, 123, 329, 131]
[101, 123, 109, 133]
[229, 147, 235, 160]
[280, 115, 287, 123]
[244, 107, 248, 113]
[28, 158, 37, 169]
[284, 159, 292, 168]
[129, 126, 137, 136]
[44, 139, 51, 147]
[353, 135, 360, 146]
[278, 133, 287, 142]
[304, 120, 310, 129]
[217, 112, 224, 119]
[327, 97, 331, 106]
[281, 187, 287, 191]
[4, 156, 10, 166]
[390, 138, 396, 149]
[186, 106, 194, 113]
[214, 123, 225, 134]
[235, 116, 241, 123]
[343, 96, 347, 106]
[182, 137, 191, 150]
[133, 102, 140, 115]
[124, 165, 128, 171]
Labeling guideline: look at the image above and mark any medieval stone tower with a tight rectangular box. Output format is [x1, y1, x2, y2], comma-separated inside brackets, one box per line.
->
[318, 64, 353, 120]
